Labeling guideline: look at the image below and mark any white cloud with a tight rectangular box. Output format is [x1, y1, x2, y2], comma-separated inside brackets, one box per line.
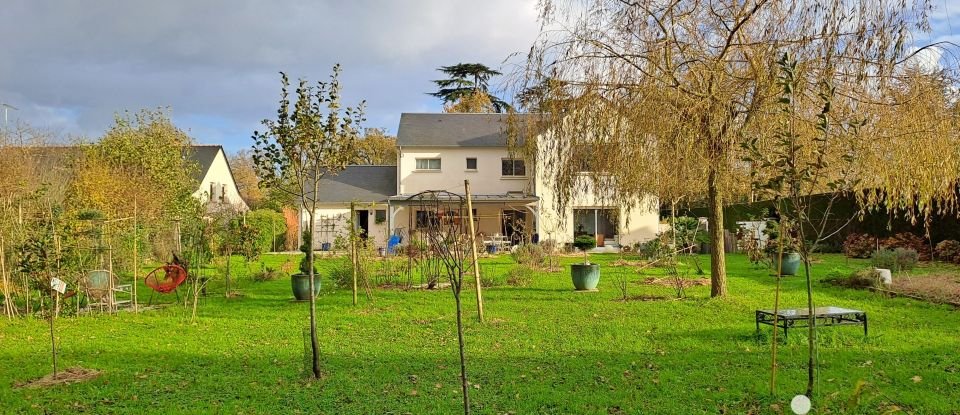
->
[0, 0, 540, 150]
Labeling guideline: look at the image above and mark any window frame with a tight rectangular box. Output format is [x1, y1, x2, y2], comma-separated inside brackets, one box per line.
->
[465, 157, 478, 171]
[501, 158, 526, 177]
[415, 158, 442, 171]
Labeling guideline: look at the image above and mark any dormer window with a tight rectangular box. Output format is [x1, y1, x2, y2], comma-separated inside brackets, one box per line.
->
[415, 158, 441, 170]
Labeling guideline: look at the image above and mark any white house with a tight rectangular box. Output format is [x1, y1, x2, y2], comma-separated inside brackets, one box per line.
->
[187, 145, 249, 213]
[303, 113, 659, 250]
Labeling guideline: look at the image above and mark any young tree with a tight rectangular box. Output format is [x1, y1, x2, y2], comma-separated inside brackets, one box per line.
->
[516, 0, 935, 297]
[430, 63, 512, 113]
[410, 191, 474, 415]
[745, 54, 866, 399]
[252, 65, 365, 378]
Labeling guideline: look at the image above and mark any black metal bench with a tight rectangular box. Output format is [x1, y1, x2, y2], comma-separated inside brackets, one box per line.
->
[756, 306, 867, 339]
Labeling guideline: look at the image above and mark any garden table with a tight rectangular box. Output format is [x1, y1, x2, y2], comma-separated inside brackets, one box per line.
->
[755, 306, 867, 339]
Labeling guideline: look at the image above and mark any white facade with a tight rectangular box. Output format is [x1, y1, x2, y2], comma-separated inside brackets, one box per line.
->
[397, 146, 531, 195]
[191, 147, 249, 212]
[306, 203, 391, 250]
[302, 113, 660, 250]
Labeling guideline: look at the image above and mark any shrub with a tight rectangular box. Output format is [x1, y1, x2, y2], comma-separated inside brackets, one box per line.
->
[894, 248, 919, 271]
[298, 233, 317, 275]
[511, 243, 545, 267]
[244, 209, 288, 253]
[573, 234, 597, 251]
[882, 232, 930, 261]
[842, 233, 875, 259]
[506, 265, 535, 287]
[825, 268, 881, 289]
[329, 258, 353, 289]
[935, 240, 960, 263]
[871, 249, 897, 270]
[638, 237, 668, 261]
[252, 266, 283, 282]
[872, 248, 918, 272]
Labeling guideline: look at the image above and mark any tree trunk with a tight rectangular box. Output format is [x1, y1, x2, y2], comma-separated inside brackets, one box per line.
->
[350, 202, 358, 306]
[49, 290, 58, 379]
[307, 209, 321, 378]
[454, 293, 470, 415]
[803, 255, 816, 397]
[226, 250, 232, 297]
[707, 168, 728, 297]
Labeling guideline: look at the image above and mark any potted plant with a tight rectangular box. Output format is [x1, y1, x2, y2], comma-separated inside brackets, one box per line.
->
[570, 234, 599, 290]
[291, 233, 321, 301]
[763, 220, 801, 276]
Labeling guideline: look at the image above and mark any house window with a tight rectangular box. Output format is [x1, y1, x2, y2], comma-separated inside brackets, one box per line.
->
[501, 159, 526, 176]
[466, 157, 477, 170]
[415, 158, 441, 170]
[375, 209, 386, 224]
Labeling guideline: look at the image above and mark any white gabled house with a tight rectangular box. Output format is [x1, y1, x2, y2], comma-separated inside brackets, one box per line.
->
[187, 145, 249, 213]
[302, 113, 659, 250]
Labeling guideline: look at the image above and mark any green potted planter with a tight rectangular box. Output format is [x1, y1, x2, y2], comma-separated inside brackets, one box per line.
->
[770, 252, 802, 276]
[764, 219, 802, 276]
[571, 234, 600, 291]
[292, 233, 321, 301]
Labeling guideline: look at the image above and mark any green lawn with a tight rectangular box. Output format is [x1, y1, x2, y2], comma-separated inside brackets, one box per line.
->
[1, 253, 958, 414]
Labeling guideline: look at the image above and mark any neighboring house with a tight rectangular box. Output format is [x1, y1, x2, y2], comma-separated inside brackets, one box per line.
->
[304, 113, 659, 249]
[0, 144, 248, 213]
[300, 165, 396, 249]
[187, 145, 249, 213]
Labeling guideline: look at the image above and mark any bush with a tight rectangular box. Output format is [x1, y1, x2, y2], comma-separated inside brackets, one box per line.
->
[511, 243, 545, 267]
[244, 209, 288, 253]
[842, 233, 876, 258]
[871, 249, 897, 270]
[329, 258, 353, 289]
[894, 248, 919, 271]
[825, 268, 880, 289]
[872, 248, 918, 272]
[573, 234, 597, 251]
[935, 240, 960, 263]
[882, 232, 930, 261]
[638, 238, 663, 260]
[252, 266, 283, 282]
[506, 265, 535, 287]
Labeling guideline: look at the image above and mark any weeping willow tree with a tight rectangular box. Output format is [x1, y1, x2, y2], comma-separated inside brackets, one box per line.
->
[513, 0, 939, 297]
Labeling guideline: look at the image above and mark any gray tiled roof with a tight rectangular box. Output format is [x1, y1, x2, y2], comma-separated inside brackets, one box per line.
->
[310, 165, 397, 203]
[397, 113, 530, 147]
[185, 145, 221, 182]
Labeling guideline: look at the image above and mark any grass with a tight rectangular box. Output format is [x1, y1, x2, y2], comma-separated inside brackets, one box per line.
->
[1, 252, 958, 414]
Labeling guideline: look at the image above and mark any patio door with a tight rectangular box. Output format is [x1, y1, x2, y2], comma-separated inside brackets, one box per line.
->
[573, 208, 618, 242]
[501, 210, 527, 244]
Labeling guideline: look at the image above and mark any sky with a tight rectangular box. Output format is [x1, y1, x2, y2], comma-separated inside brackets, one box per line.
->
[0, 0, 957, 154]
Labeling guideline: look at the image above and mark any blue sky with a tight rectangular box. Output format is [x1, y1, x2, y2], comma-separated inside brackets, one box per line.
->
[0, 0, 957, 154]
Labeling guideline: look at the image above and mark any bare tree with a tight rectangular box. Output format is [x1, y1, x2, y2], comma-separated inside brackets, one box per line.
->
[408, 191, 474, 415]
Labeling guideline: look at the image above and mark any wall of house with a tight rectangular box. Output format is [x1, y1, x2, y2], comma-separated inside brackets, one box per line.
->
[397, 146, 532, 195]
[192, 149, 249, 211]
[534, 165, 659, 247]
[301, 203, 391, 250]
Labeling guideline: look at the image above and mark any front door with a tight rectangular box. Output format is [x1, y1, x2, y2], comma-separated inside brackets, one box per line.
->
[356, 210, 370, 239]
